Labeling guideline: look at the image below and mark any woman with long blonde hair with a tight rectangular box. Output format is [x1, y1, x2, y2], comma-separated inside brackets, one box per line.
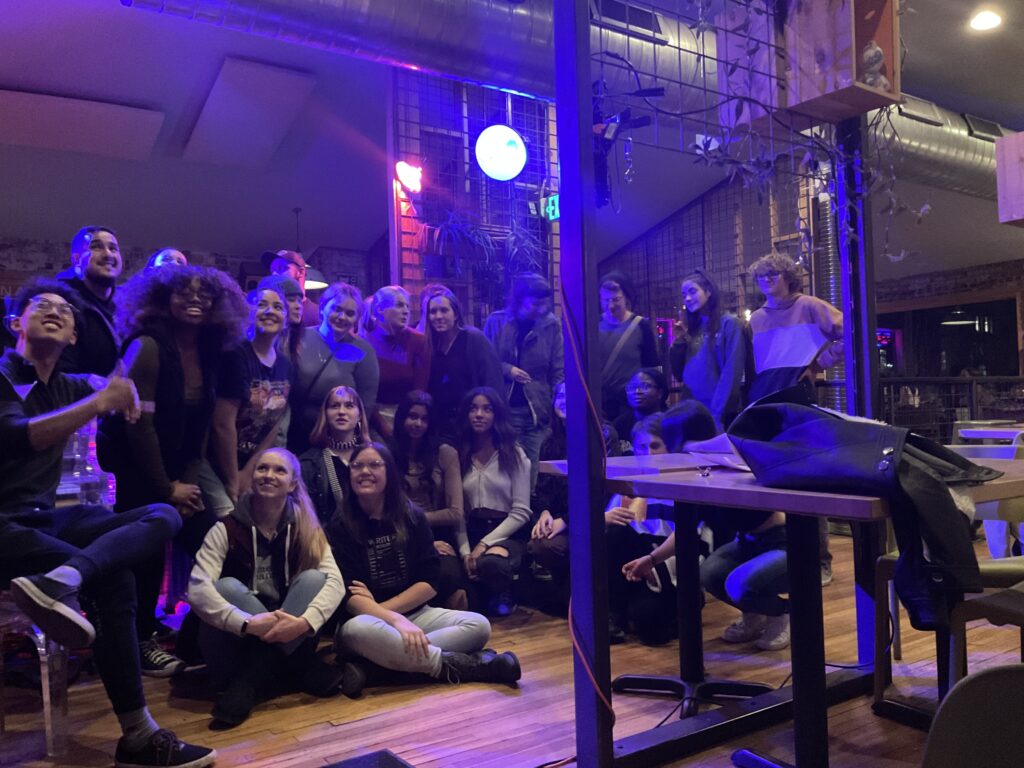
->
[188, 448, 345, 728]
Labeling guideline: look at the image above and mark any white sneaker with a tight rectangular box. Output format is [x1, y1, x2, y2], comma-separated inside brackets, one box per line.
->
[721, 612, 766, 643]
[755, 614, 790, 651]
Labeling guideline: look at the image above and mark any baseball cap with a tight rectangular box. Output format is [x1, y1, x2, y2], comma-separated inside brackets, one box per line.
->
[258, 274, 303, 298]
[260, 249, 307, 272]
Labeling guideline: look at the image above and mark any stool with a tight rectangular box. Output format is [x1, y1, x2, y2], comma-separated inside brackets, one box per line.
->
[0, 591, 69, 757]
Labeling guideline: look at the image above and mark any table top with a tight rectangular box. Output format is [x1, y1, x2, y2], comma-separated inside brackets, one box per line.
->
[539, 452, 720, 478]
[958, 425, 1024, 441]
[604, 458, 1024, 523]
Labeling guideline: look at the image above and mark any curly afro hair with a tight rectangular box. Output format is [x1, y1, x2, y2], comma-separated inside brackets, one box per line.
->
[115, 265, 248, 350]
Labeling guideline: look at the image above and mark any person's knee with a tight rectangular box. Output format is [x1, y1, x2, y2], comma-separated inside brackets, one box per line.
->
[291, 569, 326, 590]
[461, 611, 491, 641]
[143, 503, 182, 539]
[214, 577, 251, 604]
[476, 553, 510, 582]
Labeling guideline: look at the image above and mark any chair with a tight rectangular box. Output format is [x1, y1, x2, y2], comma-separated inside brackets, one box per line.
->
[0, 591, 69, 757]
[920, 663, 1024, 768]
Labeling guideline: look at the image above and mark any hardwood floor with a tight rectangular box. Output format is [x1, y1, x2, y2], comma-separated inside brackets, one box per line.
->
[3, 536, 1021, 767]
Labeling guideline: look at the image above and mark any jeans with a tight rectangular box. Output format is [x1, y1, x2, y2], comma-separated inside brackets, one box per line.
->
[197, 570, 326, 688]
[195, 459, 235, 518]
[336, 605, 490, 676]
[0, 503, 180, 714]
[509, 405, 550, 491]
[700, 525, 789, 617]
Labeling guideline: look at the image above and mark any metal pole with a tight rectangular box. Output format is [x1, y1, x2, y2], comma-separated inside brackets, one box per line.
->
[553, 2, 614, 766]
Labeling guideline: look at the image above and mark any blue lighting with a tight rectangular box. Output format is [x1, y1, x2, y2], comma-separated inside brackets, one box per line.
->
[475, 124, 528, 181]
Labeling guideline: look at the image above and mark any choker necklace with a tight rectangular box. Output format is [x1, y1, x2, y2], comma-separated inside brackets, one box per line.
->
[328, 436, 359, 452]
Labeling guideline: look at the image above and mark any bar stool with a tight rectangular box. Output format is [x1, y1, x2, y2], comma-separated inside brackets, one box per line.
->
[0, 591, 69, 757]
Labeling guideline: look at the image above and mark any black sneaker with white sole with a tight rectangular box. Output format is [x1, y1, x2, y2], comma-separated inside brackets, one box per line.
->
[114, 729, 215, 768]
[140, 635, 186, 678]
[10, 574, 96, 648]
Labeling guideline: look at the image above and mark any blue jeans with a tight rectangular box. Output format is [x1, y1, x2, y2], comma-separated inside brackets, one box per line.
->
[1, 503, 180, 714]
[198, 570, 326, 687]
[509, 405, 550, 491]
[700, 525, 789, 617]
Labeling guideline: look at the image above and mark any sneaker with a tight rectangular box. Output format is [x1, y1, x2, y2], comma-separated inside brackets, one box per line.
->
[140, 635, 186, 678]
[755, 614, 791, 651]
[10, 574, 96, 648]
[114, 729, 215, 768]
[721, 612, 766, 643]
[488, 592, 518, 617]
[821, 563, 834, 587]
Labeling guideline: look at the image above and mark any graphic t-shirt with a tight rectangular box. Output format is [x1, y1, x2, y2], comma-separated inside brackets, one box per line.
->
[217, 342, 292, 467]
[366, 524, 410, 598]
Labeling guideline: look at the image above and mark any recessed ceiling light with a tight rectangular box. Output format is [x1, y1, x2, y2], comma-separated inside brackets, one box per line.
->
[970, 10, 1002, 30]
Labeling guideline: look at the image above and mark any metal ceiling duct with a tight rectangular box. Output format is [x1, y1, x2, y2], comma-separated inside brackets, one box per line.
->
[870, 100, 996, 200]
[124, 1, 998, 200]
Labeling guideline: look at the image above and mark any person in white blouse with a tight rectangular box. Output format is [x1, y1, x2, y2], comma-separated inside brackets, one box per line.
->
[188, 448, 345, 728]
[456, 387, 532, 616]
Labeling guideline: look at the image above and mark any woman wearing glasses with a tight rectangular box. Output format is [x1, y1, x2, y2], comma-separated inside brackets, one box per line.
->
[98, 265, 248, 676]
[612, 367, 669, 452]
[331, 442, 520, 694]
[669, 269, 747, 431]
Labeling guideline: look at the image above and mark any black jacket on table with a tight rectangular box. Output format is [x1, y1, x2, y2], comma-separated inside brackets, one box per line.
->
[56, 274, 119, 376]
[326, 503, 440, 615]
[728, 397, 1000, 630]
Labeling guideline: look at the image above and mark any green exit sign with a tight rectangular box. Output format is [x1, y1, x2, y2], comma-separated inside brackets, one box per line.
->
[540, 194, 560, 221]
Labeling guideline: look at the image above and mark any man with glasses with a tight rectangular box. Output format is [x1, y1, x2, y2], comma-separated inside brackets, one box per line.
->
[1, 279, 216, 768]
[57, 225, 123, 375]
[261, 249, 320, 327]
[747, 252, 844, 587]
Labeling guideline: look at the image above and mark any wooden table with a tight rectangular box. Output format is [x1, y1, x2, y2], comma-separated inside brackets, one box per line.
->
[603, 457, 1024, 768]
[539, 452, 719, 478]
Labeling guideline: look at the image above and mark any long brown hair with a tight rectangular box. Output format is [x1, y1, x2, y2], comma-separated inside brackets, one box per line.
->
[252, 448, 328, 573]
[342, 442, 414, 546]
[308, 385, 371, 448]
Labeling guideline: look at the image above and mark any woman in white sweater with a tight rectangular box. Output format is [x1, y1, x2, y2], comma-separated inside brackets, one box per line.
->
[188, 447, 345, 728]
[456, 387, 532, 616]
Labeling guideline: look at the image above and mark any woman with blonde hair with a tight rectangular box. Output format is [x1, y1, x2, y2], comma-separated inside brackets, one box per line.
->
[188, 448, 345, 727]
[300, 385, 371, 526]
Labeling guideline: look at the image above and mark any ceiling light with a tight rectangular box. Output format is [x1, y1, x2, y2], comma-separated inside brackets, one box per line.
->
[969, 10, 1002, 31]
[304, 267, 328, 291]
[941, 308, 976, 326]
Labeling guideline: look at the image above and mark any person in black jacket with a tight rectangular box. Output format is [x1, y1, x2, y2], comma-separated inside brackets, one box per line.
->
[329, 442, 520, 694]
[57, 225, 122, 375]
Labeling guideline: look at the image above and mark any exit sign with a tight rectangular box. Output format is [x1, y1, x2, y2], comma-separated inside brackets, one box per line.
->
[540, 194, 560, 221]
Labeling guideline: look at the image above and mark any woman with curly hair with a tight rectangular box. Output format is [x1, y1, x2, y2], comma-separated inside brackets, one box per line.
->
[188, 448, 345, 727]
[97, 264, 247, 676]
[287, 282, 379, 454]
[300, 385, 371, 528]
[389, 391, 467, 609]
[456, 387, 531, 616]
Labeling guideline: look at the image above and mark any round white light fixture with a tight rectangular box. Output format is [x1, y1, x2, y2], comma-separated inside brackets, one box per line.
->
[474, 124, 528, 181]
[969, 9, 1002, 30]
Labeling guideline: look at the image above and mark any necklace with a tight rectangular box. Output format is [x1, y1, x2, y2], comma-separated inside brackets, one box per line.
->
[328, 435, 359, 452]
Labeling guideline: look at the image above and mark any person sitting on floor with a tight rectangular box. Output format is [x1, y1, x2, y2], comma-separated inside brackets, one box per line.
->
[330, 442, 520, 695]
[456, 387, 533, 616]
[2, 278, 215, 768]
[188, 448, 345, 728]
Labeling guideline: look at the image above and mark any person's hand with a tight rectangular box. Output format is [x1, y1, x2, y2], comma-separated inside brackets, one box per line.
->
[622, 554, 656, 583]
[169, 481, 203, 513]
[510, 366, 532, 385]
[390, 614, 430, 659]
[531, 510, 554, 540]
[263, 611, 311, 644]
[349, 580, 375, 602]
[433, 540, 455, 557]
[604, 506, 635, 527]
[245, 611, 279, 638]
[548, 517, 568, 538]
[95, 363, 141, 422]
[464, 543, 486, 581]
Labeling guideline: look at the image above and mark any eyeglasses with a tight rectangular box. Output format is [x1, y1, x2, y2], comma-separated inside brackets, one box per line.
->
[351, 460, 386, 471]
[756, 270, 781, 281]
[627, 383, 655, 393]
[29, 298, 75, 317]
[174, 287, 217, 303]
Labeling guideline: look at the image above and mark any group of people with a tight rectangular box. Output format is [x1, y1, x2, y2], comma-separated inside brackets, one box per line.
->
[0, 224, 843, 767]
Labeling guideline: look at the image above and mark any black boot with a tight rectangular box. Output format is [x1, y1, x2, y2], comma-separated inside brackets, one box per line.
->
[210, 641, 285, 729]
[286, 640, 344, 697]
[440, 650, 521, 685]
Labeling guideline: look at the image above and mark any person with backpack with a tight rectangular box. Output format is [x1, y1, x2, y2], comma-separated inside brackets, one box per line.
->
[669, 269, 747, 432]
